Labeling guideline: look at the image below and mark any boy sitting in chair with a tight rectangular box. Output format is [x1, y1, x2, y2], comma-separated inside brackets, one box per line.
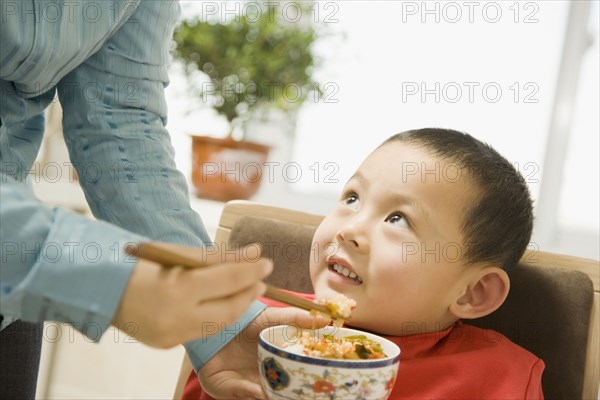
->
[184, 128, 544, 399]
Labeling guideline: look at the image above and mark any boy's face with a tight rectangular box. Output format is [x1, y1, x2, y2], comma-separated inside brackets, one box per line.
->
[310, 141, 480, 335]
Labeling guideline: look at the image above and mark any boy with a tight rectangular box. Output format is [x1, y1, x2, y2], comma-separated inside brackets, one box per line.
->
[184, 128, 544, 398]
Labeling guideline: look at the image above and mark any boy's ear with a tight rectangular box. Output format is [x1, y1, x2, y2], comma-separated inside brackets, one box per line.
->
[449, 267, 510, 320]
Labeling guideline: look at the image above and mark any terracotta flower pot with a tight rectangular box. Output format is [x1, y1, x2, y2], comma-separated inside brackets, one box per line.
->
[191, 135, 270, 201]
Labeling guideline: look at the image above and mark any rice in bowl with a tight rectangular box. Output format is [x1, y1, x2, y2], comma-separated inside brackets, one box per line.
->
[258, 325, 400, 400]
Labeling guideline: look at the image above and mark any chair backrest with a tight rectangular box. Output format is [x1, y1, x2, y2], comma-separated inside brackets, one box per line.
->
[216, 200, 599, 399]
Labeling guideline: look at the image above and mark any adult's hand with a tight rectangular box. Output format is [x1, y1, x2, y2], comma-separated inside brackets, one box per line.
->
[112, 242, 272, 348]
[198, 307, 331, 399]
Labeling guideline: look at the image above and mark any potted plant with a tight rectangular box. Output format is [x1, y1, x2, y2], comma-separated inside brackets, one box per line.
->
[172, 3, 322, 201]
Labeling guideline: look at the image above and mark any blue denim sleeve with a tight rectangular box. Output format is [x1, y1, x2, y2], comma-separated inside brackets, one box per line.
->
[0, 0, 142, 97]
[0, 103, 146, 333]
[53, 0, 264, 367]
[56, 1, 212, 246]
[0, 180, 145, 333]
[0, 0, 147, 336]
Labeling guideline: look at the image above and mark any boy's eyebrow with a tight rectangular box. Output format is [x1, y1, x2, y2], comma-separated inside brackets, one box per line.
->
[349, 172, 430, 221]
[388, 192, 430, 222]
[348, 172, 369, 187]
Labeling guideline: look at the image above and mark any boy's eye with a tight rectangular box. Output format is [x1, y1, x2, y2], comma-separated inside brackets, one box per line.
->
[385, 212, 409, 228]
[343, 192, 360, 209]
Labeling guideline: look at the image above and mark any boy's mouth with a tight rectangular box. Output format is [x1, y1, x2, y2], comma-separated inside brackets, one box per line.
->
[329, 262, 363, 284]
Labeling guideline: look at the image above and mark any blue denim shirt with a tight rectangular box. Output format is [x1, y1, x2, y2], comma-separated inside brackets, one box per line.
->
[0, 0, 266, 370]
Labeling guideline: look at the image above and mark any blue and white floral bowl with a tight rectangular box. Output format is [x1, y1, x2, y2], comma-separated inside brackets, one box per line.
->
[258, 325, 400, 400]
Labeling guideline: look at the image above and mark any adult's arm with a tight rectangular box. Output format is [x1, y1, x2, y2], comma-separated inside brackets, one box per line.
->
[0, 0, 148, 334]
[53, 0, 267, 366]
[0, 102, 269, 348]
[0, 109, 143, 333]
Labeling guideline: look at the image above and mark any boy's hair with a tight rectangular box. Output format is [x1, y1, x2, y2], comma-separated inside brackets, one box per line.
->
[383, 128, 533, 269]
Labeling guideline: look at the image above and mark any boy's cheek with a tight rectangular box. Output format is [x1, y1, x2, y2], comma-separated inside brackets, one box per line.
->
[308, 264, 319, 286]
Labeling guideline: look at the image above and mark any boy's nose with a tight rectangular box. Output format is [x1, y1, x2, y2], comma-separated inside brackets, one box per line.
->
[335, 225, 369, 253]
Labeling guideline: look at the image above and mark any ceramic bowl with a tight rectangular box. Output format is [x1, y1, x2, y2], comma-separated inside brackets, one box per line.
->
[258, 325, 400, 400]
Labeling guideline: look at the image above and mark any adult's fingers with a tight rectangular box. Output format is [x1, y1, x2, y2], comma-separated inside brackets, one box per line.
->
[267, 307, 332, 328]
[243, 307, 332, 342]
[184, 281, 267, 332]
[229, 380, 265, 400]
[113, 256, 268, 347]
[200, 374, 265, 400]
[186, 257, 273, 302]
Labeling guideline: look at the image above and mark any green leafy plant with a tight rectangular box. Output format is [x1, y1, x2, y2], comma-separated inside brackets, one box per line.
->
[172, 4, 322, 138]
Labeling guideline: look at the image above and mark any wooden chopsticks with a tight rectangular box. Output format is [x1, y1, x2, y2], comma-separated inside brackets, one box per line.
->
[125, 242, 204, 269]
[124, 243, 349, 321]
[263, 285, 341, 318]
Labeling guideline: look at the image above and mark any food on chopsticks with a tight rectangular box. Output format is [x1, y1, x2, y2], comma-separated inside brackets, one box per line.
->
[284, 331, 386, 360]
[312, 294, 357, 326]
